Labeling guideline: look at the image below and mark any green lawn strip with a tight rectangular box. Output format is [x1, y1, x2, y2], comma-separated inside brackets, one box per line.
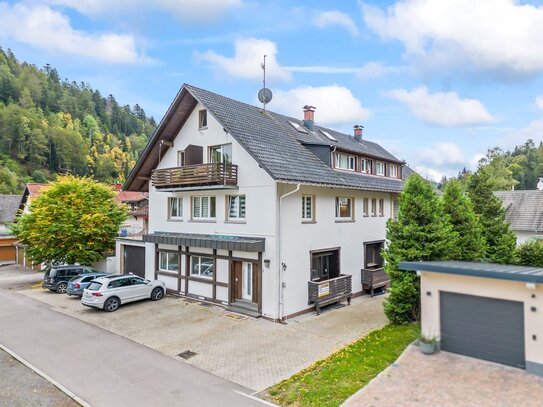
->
[264, 323, 420, 407]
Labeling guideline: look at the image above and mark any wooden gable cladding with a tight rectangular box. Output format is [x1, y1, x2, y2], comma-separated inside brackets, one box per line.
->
[125, 88, 198, 191]
[184, 145, 203, 165]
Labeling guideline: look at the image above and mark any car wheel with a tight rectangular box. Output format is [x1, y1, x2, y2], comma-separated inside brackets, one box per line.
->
[150, 287, 164, 301]
[56, 283, 67, 294]
[104, 297, 120, 312]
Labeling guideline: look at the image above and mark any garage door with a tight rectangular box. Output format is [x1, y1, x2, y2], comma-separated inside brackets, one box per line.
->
[440, 291, 525, 368]
[123, 245, 146, 278]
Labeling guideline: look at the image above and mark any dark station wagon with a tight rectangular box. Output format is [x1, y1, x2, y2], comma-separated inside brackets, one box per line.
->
[42, 265, 98, 293]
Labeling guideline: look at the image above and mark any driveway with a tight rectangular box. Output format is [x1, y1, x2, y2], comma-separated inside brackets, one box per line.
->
[343, 345, 543, 407]
[11, 264, 388, 392]
[0, 266, 263, 407]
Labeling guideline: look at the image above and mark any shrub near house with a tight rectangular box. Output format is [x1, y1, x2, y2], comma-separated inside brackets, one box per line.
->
[12, 176, 127, 268]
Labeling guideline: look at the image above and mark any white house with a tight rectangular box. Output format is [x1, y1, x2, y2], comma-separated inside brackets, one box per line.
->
[120, 84, 404, 321]
[494, 190, 543, 245]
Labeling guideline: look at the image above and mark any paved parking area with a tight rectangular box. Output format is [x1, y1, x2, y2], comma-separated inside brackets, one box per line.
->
[14, 266, 388, 392]
[344, 345, 543, 407]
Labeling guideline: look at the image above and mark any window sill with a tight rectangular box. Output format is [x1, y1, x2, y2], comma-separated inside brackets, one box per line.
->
[225, 220, 246, 224]
[167, 219, 183, 222]
[189, 275, 214, 283]
[189, 219, 217, 223]
[198, 126, 208, 131]
[302, 220, 316, 224]
[335, 219, 355, 223]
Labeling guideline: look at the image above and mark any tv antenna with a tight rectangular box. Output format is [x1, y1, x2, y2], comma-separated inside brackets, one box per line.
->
[258, 54, 273, 110]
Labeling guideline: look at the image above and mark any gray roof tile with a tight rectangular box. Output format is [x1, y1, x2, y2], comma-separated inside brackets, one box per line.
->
[0, 195, 22, 224]
[185, 84, 404, 193]
[494, 190, 543, 232]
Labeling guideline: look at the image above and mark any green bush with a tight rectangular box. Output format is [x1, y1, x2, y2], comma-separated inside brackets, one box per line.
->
[516, 239, 543, 267]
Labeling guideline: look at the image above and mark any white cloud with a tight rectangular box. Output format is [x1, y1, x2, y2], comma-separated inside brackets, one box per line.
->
[199, 38, 291, 81]
[356, 61, 405, 80]
[536, 96, 543, 112]
[416, 141, 465, 166]
[385, 86, 495, 127]
[271, 85, 370, 126]
[501, 119, 543, 147]
[413, 165, 449, 183]
[362, 0, 543, 77]
[0, 3, 143, 64]
[313, 10, 358, 37]
[47, 0, 242, 22]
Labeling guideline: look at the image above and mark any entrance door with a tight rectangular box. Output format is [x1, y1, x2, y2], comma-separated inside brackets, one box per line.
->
[231, 260, 258, 303]
[123, 245, 145, 277]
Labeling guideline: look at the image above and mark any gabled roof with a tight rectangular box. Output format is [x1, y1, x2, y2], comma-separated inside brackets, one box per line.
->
[26, 183, 47, 198]
[494, 190, 543, 232]
[0, 195, 22, 224]
[115, 191, 148, 203]
[124, 84, 404, 193]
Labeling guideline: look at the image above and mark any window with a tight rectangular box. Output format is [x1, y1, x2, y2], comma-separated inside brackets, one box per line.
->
[159, 252, 179, 272]
[130, 277, 146, 285]
[198, 109, 207, 129]
[393, 198, 399, 220]
[335, 197, 353, 220]
[168, 197, 182, 220]
[379, 199, 384, 217]
[192, 196, 216, 220]
[361, 159, 372, 174]
[311, 249, 340, 281]
[365, 241, 384, 269]
[210, 144, 232, 164]
[177, 150, 185, 167]
[335, 153, 355, 171]
[363, 198, 369, 217]
[228, 195, 246, 220]
[371, 198, 377, 217]
[389, 164, 398, 178]
[302, 195, 314, 222]
[376, 162, 385, 176]
[191, 256, 214, 279]
[319, 129, 337, 142]
[288, 121, 308, 134]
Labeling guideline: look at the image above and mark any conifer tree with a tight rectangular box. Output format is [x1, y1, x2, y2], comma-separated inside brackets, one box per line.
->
[467, 167, 517, 264]
[383, 175, 456, 324]
[442, 180, 486, 261]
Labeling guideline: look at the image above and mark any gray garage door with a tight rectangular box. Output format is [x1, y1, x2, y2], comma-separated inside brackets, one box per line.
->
[123, 245, 146, 278]
[440, 291, 525, 368]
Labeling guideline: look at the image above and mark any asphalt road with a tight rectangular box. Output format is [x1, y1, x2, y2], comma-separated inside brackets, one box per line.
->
[0, 266, 266, 407]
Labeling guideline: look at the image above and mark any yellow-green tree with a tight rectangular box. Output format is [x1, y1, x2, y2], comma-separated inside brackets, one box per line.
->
[12, 176, 127, 267]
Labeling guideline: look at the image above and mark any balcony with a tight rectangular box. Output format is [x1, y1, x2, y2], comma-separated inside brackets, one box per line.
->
[151, 163, 238, 191]
[361, 267, 390, 297]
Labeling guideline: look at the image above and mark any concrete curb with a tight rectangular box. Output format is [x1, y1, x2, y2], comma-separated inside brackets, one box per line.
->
[0, 342, 92, 407]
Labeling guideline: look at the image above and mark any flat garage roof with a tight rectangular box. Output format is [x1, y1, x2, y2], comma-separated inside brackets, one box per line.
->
[400, 261, 543, 284]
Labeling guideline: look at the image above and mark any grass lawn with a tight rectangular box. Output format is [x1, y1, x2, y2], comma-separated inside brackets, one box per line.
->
[263, 323, 420, 407]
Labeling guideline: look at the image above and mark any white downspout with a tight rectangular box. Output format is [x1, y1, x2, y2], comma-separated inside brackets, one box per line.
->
[278, 183, 301, 322]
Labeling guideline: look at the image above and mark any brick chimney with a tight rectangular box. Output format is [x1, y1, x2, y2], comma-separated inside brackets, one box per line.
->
[354, 125, 364, 142]
[303, 105, 316, 130]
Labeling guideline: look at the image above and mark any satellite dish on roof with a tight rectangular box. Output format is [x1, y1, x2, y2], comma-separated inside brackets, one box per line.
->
[258, 88, 273, 104]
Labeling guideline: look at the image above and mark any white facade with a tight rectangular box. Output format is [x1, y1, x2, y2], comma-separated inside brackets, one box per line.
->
[120, 101, 398, 320]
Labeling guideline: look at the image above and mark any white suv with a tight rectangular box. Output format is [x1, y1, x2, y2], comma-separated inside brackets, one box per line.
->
[81, 275, 166, 312]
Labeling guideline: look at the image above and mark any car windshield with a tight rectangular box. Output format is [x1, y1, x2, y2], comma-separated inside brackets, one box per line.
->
[69, 275, 82, 282]
[87, 282, 102, 291]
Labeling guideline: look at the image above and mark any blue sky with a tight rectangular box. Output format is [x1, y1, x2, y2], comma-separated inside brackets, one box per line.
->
[2, 0, 543, 181]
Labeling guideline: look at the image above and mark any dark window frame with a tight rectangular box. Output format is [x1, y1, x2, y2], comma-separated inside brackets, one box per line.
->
[364, 240, 384, 269]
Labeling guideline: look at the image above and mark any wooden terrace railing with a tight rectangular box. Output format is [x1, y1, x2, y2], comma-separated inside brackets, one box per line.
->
[151, 163, 238, 189]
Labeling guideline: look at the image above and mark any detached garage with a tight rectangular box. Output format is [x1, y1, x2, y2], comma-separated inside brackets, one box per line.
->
[400, 261, 543, 377]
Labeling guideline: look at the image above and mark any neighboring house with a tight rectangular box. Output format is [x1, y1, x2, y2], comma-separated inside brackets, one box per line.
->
[19, 183, 47, 214]
[116, 190, 149, 237]
[494, 190, 543, 244]
[0, 194, 22, 264]
[120, 84, 404, 320]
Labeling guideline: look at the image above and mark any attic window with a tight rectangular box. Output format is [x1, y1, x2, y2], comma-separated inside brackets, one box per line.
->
[199, 110, 208, 129]
[288, 121, 308, 134]
[320, 130, 337, 142]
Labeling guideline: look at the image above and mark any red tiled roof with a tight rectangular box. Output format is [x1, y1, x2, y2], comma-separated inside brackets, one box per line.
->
[115, 191, 148, 203]
[26, 183, 48, 198]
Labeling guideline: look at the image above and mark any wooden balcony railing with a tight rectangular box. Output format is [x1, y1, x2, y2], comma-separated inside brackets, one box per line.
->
[308, 274, 352, 314]
[152, 163, 238, 189]
[361, 267, 390, 297]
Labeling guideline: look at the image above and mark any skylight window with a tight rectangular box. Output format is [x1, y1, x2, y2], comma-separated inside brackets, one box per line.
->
[320, 130, 337, 142]
[288, 121, 308, 134]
